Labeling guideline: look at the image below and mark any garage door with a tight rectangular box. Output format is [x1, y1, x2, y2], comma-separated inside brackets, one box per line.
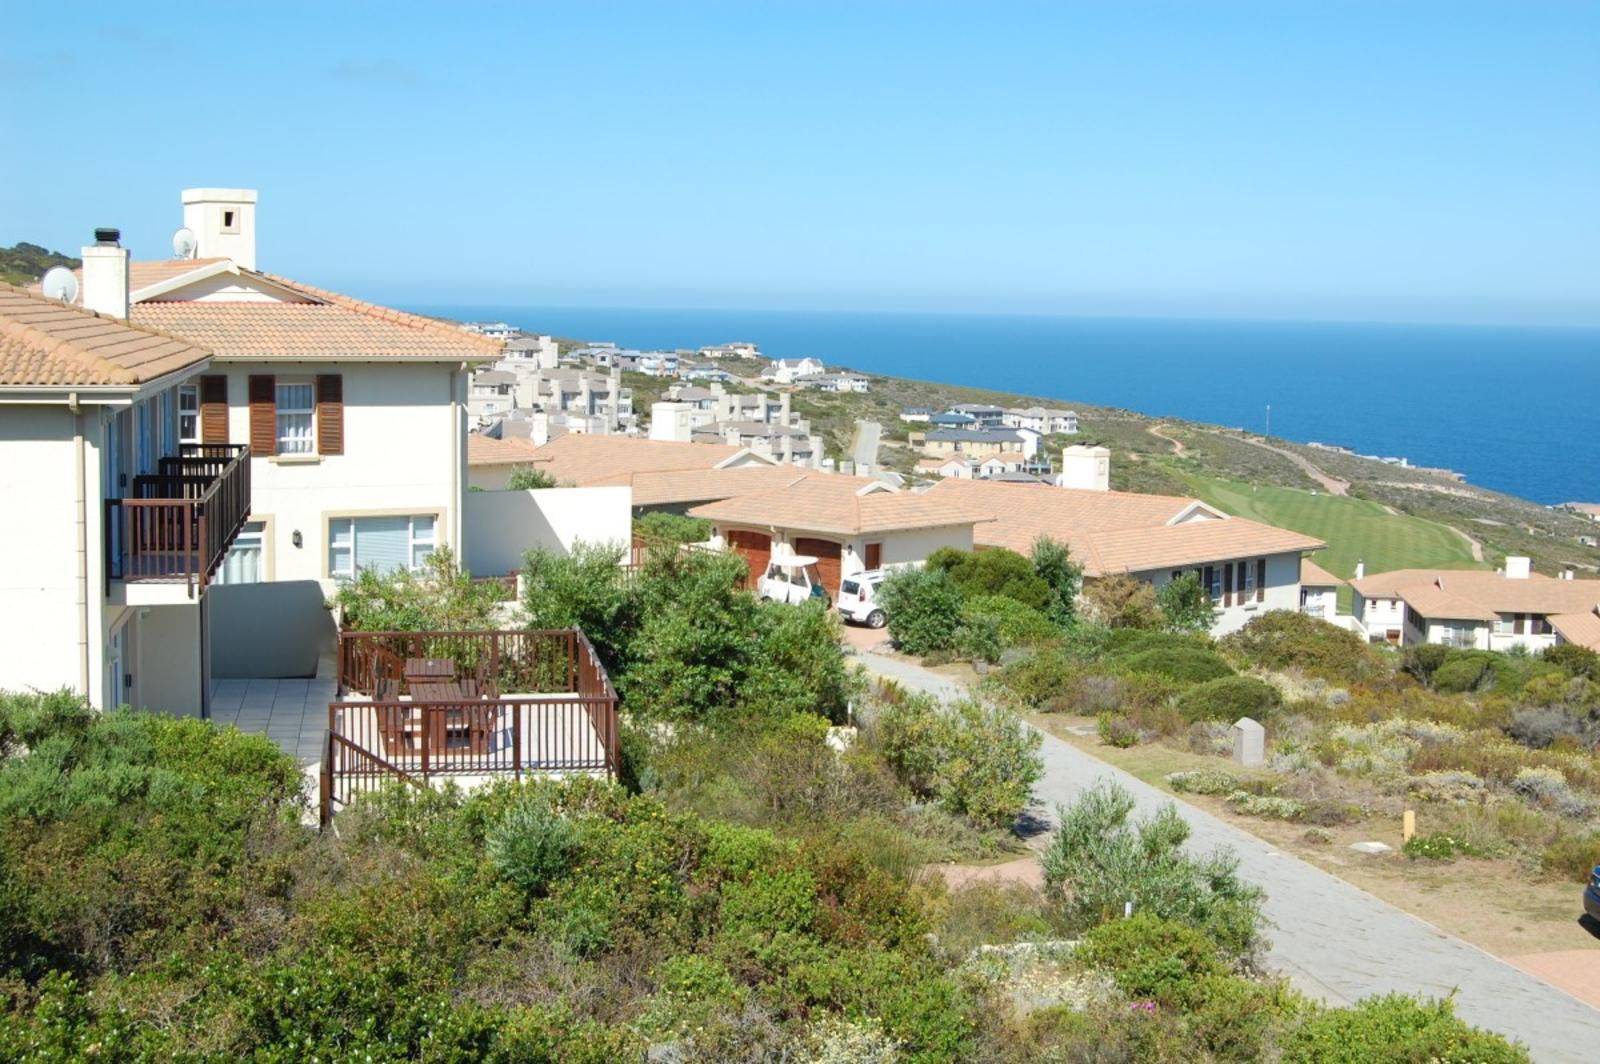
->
[725, 530, 770, 589]
[793, 537, 843, 597]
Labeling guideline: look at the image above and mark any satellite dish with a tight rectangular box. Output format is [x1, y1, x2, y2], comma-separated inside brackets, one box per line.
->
[40, 266, 79, 304]
[172, 227, 198, 259]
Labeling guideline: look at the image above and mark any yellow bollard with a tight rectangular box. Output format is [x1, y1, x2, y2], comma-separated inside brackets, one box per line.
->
[1402, 809, 1416, 843]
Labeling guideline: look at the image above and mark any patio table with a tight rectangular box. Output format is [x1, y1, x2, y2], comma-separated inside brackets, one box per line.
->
[404, 657, 457, 683]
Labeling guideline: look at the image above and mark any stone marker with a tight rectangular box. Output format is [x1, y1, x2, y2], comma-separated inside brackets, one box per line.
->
[1350, 841, 1393, 855]
[1231, 717, 1265, 768]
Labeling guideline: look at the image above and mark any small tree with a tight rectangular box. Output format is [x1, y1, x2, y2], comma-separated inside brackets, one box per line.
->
[334, 547, 504, 632]
[1031, 536, 1083, 629]
[507, 466, 561, 490]
[1156, 572, 1217, 634]
[1082, 574, 1163, 630]
[877, 567, 965, 656]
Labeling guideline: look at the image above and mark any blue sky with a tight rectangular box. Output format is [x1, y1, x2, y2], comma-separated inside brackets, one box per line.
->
[3, 2, 1598, 324]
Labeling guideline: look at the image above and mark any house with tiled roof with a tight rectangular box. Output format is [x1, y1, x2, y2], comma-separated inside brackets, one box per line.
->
[1350, 559, 1600, 652]
[0, 271, 235, 716]
[927, 478, 1328, 635]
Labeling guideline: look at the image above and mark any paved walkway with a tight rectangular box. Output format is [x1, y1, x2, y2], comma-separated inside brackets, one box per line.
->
[857, 650, 1599, 1063]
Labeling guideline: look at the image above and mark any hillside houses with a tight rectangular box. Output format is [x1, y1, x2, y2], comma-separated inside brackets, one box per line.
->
[1350, 559, 1600, 652]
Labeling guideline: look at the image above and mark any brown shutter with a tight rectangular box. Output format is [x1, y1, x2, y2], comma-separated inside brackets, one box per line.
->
[248, 374, 276, 456]
[1224, 563, 1234, 607]
[200, 375, 229, 444]
[1256, 558, 1267, 603]
[316, 374, 344, 456]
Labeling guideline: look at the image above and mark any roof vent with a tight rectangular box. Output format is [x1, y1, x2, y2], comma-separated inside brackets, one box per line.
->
[93, 227, 121, 247]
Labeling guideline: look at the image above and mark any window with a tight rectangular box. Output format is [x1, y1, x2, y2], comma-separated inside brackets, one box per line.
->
[1242, 558, 1257, 598]
[328, 515, 438, 579]
[1205, 565, 1220, 600]
[222, 209, 238, 232]
[178, 384, 200, 445]
[1494, 615, 1515, 636]
[216, 521, 265, 584]
[275, 382, 315, 455]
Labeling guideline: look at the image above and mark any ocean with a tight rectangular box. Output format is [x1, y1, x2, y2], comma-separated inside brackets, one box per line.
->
[411, 305, 1600, 506]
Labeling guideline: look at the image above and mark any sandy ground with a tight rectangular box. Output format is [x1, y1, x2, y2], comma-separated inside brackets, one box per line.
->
[932, 855, 1046, 891]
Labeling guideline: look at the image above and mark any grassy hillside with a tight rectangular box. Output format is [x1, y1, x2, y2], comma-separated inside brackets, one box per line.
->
[0, 242, 78, 286]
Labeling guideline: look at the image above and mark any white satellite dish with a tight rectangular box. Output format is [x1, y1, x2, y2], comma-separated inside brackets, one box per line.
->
[40, 266, 79, 304]
[172, 226, 198, 259]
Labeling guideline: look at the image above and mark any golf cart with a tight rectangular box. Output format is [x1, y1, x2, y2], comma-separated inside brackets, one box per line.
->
[757, 555, 831, 607]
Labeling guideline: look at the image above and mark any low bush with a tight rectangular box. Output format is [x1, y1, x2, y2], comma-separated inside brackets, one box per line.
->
[1538, 831, 1600, 882]
[1154, 572, 1217, 634]
[1402, 833, 1480, 861]
[1166, 769, 1241, 796]
[873, 693, 1043, 830]
[1280, 992, 1530, 1063]
[633, 511, 711, 546]
[991, 649, 1078, 708]
[1075, 913, 1223, 1005]
[1226, 792, 1306, 820]
[1041, 781, 1264, 961]
[336, 547, 505, 632]
[960, 594, 1060, 649]
[926, 546, 1052, 610]
[1222, 610, 1375, 684]
[1096, 713, 1138, 748]
[1402, 643, 1451, 685]
[1543, 643, 1599, 680]
[1120, 645, 1233, 685]
[1431, 653, 1497, 695]
[878, 566, 964, 656]
[1083, 573, 1163, 630]
[1176, 675, 1282, 723]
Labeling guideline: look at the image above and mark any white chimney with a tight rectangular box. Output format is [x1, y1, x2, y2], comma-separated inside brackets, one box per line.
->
[1355, 560, 1365, 580]
[181, 188, 258, 268]
[780, 391, 792, 424]
[81, 228, 128, 319]
[1504, 556, 1532, 580]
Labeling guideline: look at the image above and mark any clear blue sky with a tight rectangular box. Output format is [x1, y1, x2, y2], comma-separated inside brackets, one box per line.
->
[4, 2, 1598, 324]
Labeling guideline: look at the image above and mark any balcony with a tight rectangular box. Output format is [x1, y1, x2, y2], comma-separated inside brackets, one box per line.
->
[320, 628, 619, 825]
[105, 443, 252, 599]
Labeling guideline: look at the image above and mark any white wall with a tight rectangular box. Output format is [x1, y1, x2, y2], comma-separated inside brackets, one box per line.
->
[134, 604, 204, 716]
[215, 361, 464, 591]
[463, 486, 631, 576]
[1300, 584, 1340, 620]
[1353, 592, 1406, 642]
[708, 522, 974, 580]
[1136, 551, 1304, 636]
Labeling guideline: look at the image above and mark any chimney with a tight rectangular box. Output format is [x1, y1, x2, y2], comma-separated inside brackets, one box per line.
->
[181, 188, 258, 269]
[1354, 560, 1365, 580]
[780, 391, 792, 424]
[81, 228, 128, 319]
[1505, 556, 1531, 580]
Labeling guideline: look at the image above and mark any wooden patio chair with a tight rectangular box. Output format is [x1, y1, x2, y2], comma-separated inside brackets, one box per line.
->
[375, 704, 417, 760]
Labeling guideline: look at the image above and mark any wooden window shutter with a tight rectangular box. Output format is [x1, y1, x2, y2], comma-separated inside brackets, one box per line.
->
[1223, 563, 1234, 607]
[316, 374, 344, 455]
[1256, 558, 1267, 603]
[200, 375, 229, 444]
[248, 375, 276, 456]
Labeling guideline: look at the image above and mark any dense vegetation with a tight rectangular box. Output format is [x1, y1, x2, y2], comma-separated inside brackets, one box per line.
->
[0, 242, 78, 287]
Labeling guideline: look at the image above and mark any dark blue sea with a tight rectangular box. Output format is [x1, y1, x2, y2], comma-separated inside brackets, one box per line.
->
[412, 305, 1599, 506]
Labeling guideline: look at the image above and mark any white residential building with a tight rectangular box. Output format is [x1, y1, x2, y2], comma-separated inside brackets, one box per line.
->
[1003, 406, 1079, 435]
[1350, 558, 1600, 652]
[763, 357, 826, 384]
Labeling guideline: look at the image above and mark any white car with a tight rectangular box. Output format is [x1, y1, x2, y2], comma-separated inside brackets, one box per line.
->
[757, 556, 831, 607]
[837, 569, 888, 628]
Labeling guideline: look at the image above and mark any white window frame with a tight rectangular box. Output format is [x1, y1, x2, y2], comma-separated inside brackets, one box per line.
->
[177, 383, 201, 446]
[1242, 558, 1257, 597]
[275, 380, 316, 456]
[328, 514, 439, 581]
[1493, 614, 1515, 636]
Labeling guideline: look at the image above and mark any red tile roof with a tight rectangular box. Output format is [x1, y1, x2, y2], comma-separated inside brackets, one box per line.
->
[0, 283, 210, 388]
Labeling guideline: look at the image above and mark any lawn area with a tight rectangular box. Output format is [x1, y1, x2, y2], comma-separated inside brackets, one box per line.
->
[1171, 470, 1486, 605]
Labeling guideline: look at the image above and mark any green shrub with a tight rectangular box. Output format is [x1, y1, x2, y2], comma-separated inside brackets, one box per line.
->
[1120, 646, 1234, 685]
[507, 465, 562, 490]
[1106, 628, 1206, 658]
[992, 650, 1078, 708]
[1176, 675, 1282, 722]
[1041, 781, 1264, 961]
[1155, 573, 1217, 634]
[1431, 653, 1496, 695]
[878, 566, 965, 656]
[486, 796, 581, 896]
[1402, 643, 1451, 685]
[1542, 643, 1599, 680]
[960, 594, 1060, 649]
[1402, 833, 1480, 861]
[1076, 913, 1223, 1005]
[927, 546, 1052, 610]
[1097, 713, 1139, 748]
[336, 547, 506, 632]
[634, 511, 712, 546]
[1084, 574, 1163, 630]
[1539, 831, 1600, 882]
[1281, 993, 1529, 1063]
[1226, 792, 1306, 820]
[873, 694, 1043, 829]
[1031, 536, 1083, 628]
[1222, 610, 1374, 684]
[1166, 769, 1240, 796]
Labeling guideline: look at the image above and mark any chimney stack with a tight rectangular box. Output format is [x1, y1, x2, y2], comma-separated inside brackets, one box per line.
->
[81, 228, 128, 319]
[1505, 556, 1532, 580]
[181, 188, 258, 269]
[1354, 560, 1365, 580]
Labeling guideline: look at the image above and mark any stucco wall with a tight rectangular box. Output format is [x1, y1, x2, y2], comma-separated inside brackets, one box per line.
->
[209, 581, 336, 679]
[1136, 551, 1304, 636]
[214, 361, 463, 591]
[133, 604, 204, 716]
[707, 522, 974, 580]
[463, 486, 631, 576]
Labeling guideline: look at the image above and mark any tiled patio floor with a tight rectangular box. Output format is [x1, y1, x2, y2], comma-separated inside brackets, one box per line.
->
[210, 677, 337, 763]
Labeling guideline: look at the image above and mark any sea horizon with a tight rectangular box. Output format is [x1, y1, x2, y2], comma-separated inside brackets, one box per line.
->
[412, 302, 1600, 507]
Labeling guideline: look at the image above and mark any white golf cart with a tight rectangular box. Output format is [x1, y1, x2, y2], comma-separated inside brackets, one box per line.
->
[757, 555, 831, 607]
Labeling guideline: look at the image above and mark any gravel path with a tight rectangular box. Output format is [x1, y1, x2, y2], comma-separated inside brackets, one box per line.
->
[856, 650, 1599, 1062]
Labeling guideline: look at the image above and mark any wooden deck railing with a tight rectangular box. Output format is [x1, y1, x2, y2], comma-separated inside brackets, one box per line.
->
[105, 443, 250, 597]
[321, 627, 619, 826]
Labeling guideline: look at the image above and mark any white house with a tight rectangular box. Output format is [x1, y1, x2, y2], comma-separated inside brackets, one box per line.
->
[1003, 406, 1079, 435]
[1350, 559, 1600, 652]
[1299, 559, 1344, 620]
[763, 357, 825, 384]
[468, 369, 518, 424]
[929, 478, 1327, 635]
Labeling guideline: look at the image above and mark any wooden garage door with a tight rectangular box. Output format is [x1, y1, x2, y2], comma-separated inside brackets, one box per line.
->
[793, 537, 843, 596]
[725, 530, 770, 589]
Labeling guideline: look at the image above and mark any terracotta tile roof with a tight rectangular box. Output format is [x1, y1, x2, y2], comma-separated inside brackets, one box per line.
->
[620, 465, 815, 507]
[1300, 558, 1345, 587]
[0, 283, 210, 388]
[518, 434, 747, 485]
[689, 475, 992, 537]
[1550, 608, 1600, 651]
[28, 258, 230, 301]
[466, 434, 543, 467]
[1350, 568, 1600, 621]
[927, 478, 1323, 575]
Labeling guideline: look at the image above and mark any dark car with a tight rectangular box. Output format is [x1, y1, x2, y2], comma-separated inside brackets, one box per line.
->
[1585, 865, 1600, 924]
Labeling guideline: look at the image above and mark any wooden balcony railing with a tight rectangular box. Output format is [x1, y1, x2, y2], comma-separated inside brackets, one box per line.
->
[321, 628, 619, 826]
[105, 443, 251, 598]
